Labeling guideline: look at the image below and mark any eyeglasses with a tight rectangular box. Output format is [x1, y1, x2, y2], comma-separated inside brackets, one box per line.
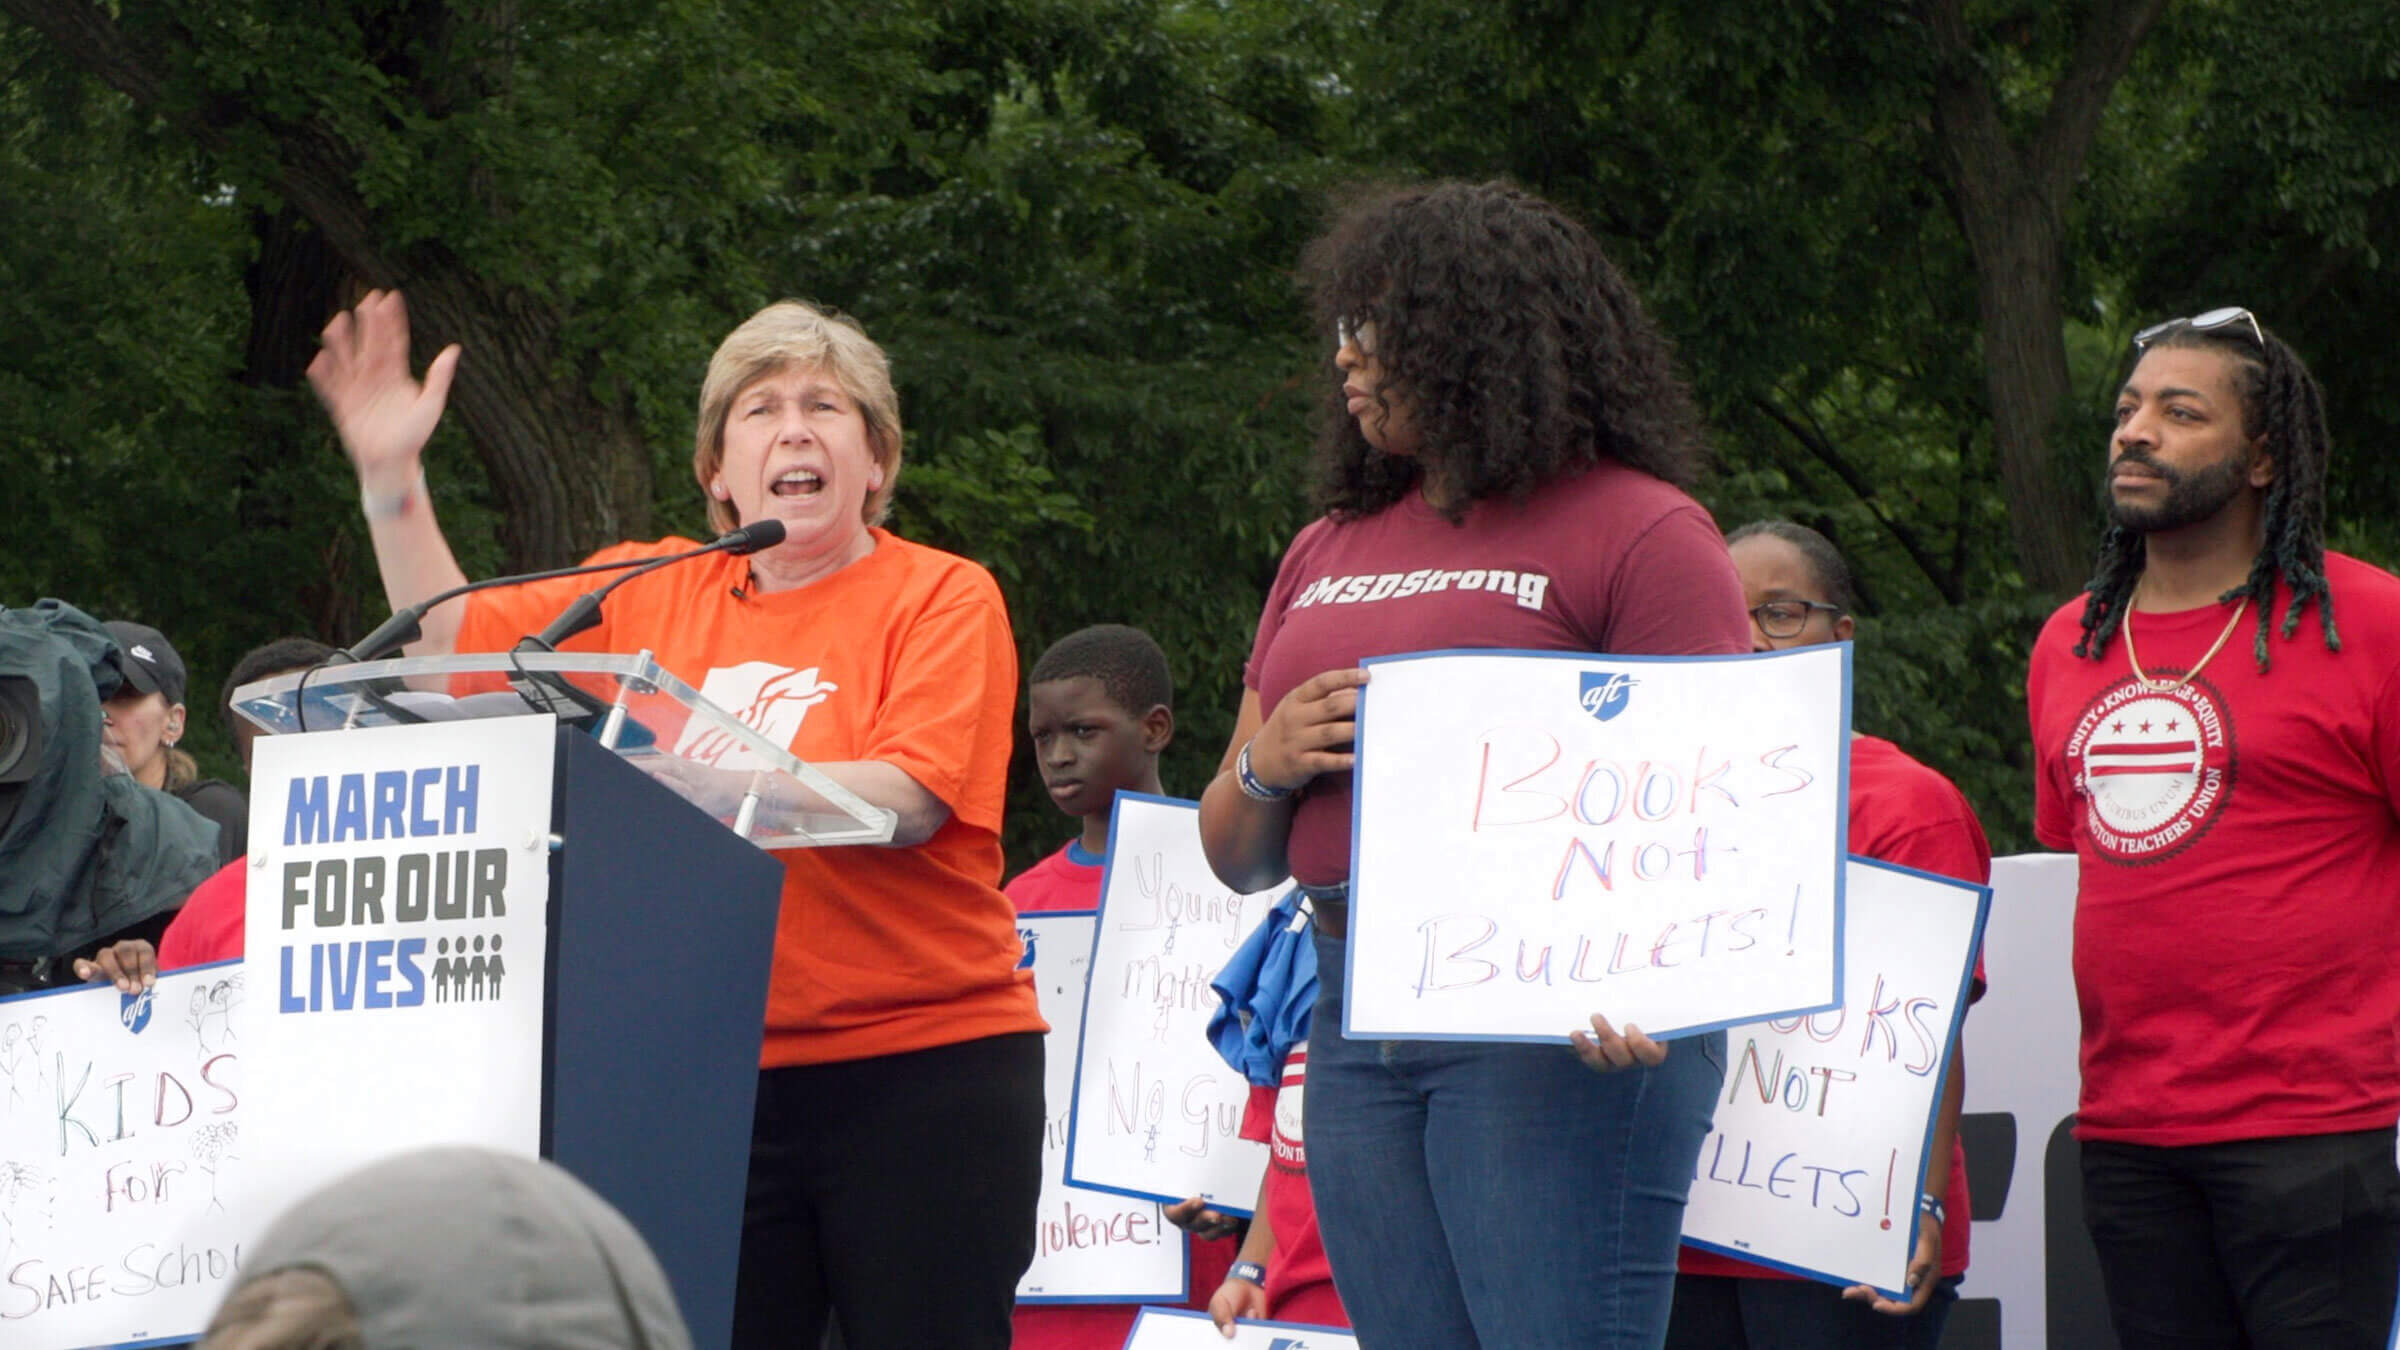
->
[2133, 306, 2264, 351]
[1335, 317, 1377, 356]
[1749, 600, 1843, 639]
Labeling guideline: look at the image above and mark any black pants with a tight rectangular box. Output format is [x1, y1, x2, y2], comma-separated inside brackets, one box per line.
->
[731, 1032, 1044, 1350]
[2082, 1127, 2400, 1350]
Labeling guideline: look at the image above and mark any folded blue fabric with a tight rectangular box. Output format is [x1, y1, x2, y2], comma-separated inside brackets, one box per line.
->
[1206, 886, 1317, 1086]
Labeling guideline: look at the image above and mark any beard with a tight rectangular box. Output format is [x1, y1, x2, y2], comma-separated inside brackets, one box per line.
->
[2105, 446, 2256, 533]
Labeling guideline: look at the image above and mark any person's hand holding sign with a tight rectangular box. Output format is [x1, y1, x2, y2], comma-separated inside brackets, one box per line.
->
[1570, 1013, 1669, 1071]
[1245, 667, 1371, 792]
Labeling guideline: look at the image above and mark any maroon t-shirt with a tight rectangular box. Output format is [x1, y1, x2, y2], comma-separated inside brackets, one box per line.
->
[1245, 460, 1750, 885]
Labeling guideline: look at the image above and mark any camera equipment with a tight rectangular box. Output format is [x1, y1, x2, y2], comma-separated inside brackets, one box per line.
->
[0, 600, 217, 985]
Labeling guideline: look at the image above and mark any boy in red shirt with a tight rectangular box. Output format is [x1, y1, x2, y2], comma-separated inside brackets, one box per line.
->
[1007, 624, 1238, 1346]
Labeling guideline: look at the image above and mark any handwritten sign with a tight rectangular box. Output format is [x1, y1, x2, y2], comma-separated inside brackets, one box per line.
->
[0, 965, 249, 1350]
[1017, 911, 1186, 1304]
[1345, 647, 1850, 1041]
[1066, 794, 1278, 1212]
[239, 716, 554, 1231]
[1122, 1306, 1359, 1349]
[1681, 856, 1987, 1295]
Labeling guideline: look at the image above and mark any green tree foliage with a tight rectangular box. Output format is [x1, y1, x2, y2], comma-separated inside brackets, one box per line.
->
[5, 0, 2396, 864]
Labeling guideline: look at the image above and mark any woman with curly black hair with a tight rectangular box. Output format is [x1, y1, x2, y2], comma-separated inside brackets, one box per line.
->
[1199, 181, 1749, 1348]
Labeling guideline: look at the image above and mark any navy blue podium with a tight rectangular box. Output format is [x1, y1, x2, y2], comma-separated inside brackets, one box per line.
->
[234, 651, 897, 1349]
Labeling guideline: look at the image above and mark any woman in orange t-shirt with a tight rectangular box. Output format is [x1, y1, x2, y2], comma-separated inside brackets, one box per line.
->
[308, 292, 1045, 1350]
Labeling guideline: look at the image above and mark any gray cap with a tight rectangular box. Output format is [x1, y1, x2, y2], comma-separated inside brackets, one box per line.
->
[226, 1146, 692, 1350]
[104, 619, 188, 705]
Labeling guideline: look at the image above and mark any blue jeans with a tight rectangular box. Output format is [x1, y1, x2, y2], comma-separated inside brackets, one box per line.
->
[1305, 930, 1728, 1349]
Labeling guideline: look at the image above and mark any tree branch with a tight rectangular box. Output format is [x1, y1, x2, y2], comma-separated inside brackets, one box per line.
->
[2029, 0, 2171, 210]
[1747, 392, 1964, 605]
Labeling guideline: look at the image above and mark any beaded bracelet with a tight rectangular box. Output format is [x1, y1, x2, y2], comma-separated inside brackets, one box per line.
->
[1235, 740, 1295, 801]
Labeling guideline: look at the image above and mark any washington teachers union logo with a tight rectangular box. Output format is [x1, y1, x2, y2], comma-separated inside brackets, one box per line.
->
[2065, 676, 2235, 862]
[1579, 670, 1638, 723]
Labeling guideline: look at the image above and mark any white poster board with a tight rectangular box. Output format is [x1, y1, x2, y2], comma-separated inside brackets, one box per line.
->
[1066, 794, 1279, 1213]
[1681, 855, 1988, 1296]
[1017, 911, 1186, 1304]
[1958, 852, 2083, 1350]
[1346, 646, 1850, 1041]
[0, 966, 249, 1350]
[239, 716, 554, 1230]
[1122, 1306, 1359, 1349]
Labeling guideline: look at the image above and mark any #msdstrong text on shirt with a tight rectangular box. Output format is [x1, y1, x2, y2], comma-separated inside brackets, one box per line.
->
[1287, 566, 1553, 613]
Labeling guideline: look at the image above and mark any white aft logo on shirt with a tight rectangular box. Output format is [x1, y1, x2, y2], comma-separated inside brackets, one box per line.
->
[675, 662, 839, 767]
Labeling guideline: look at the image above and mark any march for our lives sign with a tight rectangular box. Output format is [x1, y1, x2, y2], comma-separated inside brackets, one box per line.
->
[1681, 856, 1988, 1297]
[239, 716, 554, 1236]
[1345, 646, 1850, 1041]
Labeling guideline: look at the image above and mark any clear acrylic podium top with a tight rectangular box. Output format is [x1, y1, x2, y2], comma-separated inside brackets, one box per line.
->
[230, 651, 896, 850]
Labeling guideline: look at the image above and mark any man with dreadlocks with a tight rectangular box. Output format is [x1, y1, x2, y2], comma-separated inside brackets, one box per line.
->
[2026, 307, 2400, 1349]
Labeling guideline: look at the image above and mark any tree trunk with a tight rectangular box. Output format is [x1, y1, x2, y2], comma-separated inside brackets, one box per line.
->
[1, 0, 654, 572]
[1917, 0, 2169, 599]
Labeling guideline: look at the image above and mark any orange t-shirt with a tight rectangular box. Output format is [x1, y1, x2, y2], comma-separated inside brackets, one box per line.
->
[453, 528, 1044, 1067]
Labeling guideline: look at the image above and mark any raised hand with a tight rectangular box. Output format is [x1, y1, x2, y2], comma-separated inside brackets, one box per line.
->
[306, 289, 462, 495]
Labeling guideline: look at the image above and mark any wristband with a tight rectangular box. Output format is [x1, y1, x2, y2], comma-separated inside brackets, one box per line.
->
[361, 470, 426, 522]
[1235, 741, 1295, 802]
[1918, 1192, 1946, 1226]
[1227, 1260, 1267, 1287]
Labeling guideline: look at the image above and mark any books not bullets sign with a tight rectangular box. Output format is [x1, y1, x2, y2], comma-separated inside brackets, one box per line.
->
[1345, 646, 1851, 1042]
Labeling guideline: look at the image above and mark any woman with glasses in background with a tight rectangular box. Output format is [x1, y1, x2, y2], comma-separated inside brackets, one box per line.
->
[1665, 519, 1991, 1350]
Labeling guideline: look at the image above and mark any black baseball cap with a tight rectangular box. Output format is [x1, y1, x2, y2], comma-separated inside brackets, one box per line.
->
[105, 620, 189, 706]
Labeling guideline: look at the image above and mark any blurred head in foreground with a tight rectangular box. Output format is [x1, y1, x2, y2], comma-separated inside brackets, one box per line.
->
[199, 1146, 691, 1350]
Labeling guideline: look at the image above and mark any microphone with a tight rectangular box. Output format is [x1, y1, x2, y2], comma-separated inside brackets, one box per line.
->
[521, 519, 785, 652]
[337, 521, 786, 663]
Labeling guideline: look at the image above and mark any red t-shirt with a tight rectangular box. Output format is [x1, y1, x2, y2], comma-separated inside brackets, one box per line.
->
[1007, 840, 1107, 915]
[455, 530, 1043, 1068]
[1245, 462, 1750, 884]
[1005, 840, 1238, 1347]
[158, 857, 248, 969]
[1681, 734, 1990, 1281]
[2029, 554, 2400, 1146]
[1237, 1043, 1348, 1327]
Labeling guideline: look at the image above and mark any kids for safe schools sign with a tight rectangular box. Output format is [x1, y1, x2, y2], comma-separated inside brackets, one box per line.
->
[0, 966, 248, 1350]
[1345, 647, 1850, 1042]
[238, 717, 554, 1244]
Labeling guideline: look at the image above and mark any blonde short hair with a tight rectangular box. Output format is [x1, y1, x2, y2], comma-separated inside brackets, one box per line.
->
[692, 301, 903, 534]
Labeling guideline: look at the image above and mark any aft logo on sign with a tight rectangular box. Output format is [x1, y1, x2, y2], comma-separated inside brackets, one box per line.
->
[119, 987, 155, 1034]
[1578, 670, 1638, 723]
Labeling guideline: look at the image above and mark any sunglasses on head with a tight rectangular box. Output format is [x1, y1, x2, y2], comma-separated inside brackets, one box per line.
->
[2133, 306, 2264, 351]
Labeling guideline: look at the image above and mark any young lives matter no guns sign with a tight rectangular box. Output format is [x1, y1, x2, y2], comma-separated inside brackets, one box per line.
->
[1681, 856, 1988, 1297]
[1066, 795, 1280, 1214]
[1344, 646, 1851, 1042]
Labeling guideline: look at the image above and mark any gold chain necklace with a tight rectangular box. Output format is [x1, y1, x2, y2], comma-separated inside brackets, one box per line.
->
[2123, 592, 2249, 693]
